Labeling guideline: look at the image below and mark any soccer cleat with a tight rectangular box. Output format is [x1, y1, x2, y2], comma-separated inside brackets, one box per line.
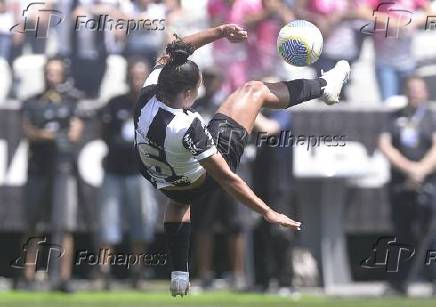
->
[170, 271, 190, 297]
[320, 60, 351, 105]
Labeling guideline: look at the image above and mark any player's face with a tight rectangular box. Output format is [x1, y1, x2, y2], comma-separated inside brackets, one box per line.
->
[407, 78, 428, 108]
[45, 60, 64, 88]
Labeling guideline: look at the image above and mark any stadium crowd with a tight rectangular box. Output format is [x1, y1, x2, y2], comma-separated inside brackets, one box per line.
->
[1, 0, 436, 297]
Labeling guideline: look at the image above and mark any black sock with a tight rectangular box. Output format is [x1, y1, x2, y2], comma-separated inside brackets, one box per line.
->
[282, 78, 326, 107]
[164, 222, 191, 272]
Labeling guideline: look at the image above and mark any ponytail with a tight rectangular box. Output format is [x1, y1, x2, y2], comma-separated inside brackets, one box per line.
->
[156, 36, 200, 102]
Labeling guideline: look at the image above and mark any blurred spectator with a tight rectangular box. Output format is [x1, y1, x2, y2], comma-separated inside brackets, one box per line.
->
[0, 0, 14, 62]
[165, 0, 214, 69]
[192, 68, 226, 121]
[121, 0, 166, 64]
[244, 0, 294, 79]
[357, 0, 433, 101]
[165, 0, 198, 38]
[20, 55, 84, 292]
[252, 109, 295, 293]
[97, 57, 158, 289]
[378, 76, 436, 295]
[207, 0, 261, 93]
[165, 0, 185, 35]
[296, 0, 364, 99]
[10, 1, 57, 56]
[70, 0, 117, 98]
[54, 0, 75, 56]
[191, 69, 247, 290]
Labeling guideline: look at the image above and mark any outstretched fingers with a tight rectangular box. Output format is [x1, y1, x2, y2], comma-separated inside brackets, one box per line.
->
[264, 210, 302, 231]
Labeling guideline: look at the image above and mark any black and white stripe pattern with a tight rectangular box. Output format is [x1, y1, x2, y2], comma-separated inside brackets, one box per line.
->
[134, 67, 217, 189]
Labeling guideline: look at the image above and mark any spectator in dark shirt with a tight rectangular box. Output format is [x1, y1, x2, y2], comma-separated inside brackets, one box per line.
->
[121, 0, 166, 65]
[378, 76, 436, 295]
[21, 55, 84, 292]
[0, 0, 14, 62]
[97, 57, 158, 289]
[70, 0, 115, 98]
[252, 109, 295, 294]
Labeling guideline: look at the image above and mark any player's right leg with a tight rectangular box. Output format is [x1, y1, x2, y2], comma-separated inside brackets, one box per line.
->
[216, 61, 350, 133]
[164, 200, 191, 297]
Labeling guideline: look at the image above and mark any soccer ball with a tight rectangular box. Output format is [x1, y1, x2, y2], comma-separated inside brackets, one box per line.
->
[277, 20, 323, 67]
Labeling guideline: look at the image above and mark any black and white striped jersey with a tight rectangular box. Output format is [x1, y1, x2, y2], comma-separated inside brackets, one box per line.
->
[134, 66, 217, 189]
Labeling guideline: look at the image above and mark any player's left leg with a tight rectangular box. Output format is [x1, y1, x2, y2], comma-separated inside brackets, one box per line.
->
[216, 61, 350, 133]
[164, 200, 191, 297]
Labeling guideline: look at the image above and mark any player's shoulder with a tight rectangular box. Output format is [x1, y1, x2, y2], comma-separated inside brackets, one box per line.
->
[136, 84, 158, 114]
[169, 108, 197, 126]
[166, 108, 202, 134]
[137, 64, 163, 106]
[183, 108, 206, 126]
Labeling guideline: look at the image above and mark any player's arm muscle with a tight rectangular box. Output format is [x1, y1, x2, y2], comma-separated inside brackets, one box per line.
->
[156, 25, 246, 66]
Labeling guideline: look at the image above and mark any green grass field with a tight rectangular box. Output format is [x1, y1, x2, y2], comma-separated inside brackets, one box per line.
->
[0, 291, 436, 307]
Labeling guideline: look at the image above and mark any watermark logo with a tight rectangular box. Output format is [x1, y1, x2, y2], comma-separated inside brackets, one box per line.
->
[10, 2, 166, 39]
[10, 236, 65, 272]
[360, 2, 436, 38]
[256, 131, 346, 151]
[75, 249, 167, 270]
[360, 2, 412, 38]
[361, 237, 415, 272]
[10, 237, 167, 272]
[10, 2, 64, 38]
[75, 15, 165, 35]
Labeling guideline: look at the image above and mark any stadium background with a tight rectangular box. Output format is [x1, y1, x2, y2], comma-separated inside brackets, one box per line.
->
[1, 0, 436, 302]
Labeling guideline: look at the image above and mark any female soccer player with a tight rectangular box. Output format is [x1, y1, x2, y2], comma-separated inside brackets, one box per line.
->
[134, 24, 350, 296]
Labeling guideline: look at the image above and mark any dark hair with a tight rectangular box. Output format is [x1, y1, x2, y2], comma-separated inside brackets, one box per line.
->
[156, 37, 200, 102]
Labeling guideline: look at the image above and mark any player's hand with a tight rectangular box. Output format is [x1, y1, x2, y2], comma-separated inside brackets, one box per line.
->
[218, 24, 248, 43]
[263, 209, 302, 231]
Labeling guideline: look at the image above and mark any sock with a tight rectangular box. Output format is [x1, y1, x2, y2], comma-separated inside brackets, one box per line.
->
[164, 222, 191, 272]
[282, 78, 326, 107]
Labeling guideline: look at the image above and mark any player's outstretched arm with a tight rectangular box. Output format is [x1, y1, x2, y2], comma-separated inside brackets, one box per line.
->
[180, 24, 247, 51]
[200, 153, 302, 231]
[157, 24, 246, 66]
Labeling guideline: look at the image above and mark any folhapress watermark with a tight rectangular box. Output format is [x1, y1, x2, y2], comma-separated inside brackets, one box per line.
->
[361, 236, 436, 273]
[10, 236, 65, 272]
[10, 2, 166, 39]
[360, 2, 436, 38]
[10, 237, 167, 273]
[75, 15, 165, 35]
[75, 249, 167, 270]
[256, 131, 346, 151]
